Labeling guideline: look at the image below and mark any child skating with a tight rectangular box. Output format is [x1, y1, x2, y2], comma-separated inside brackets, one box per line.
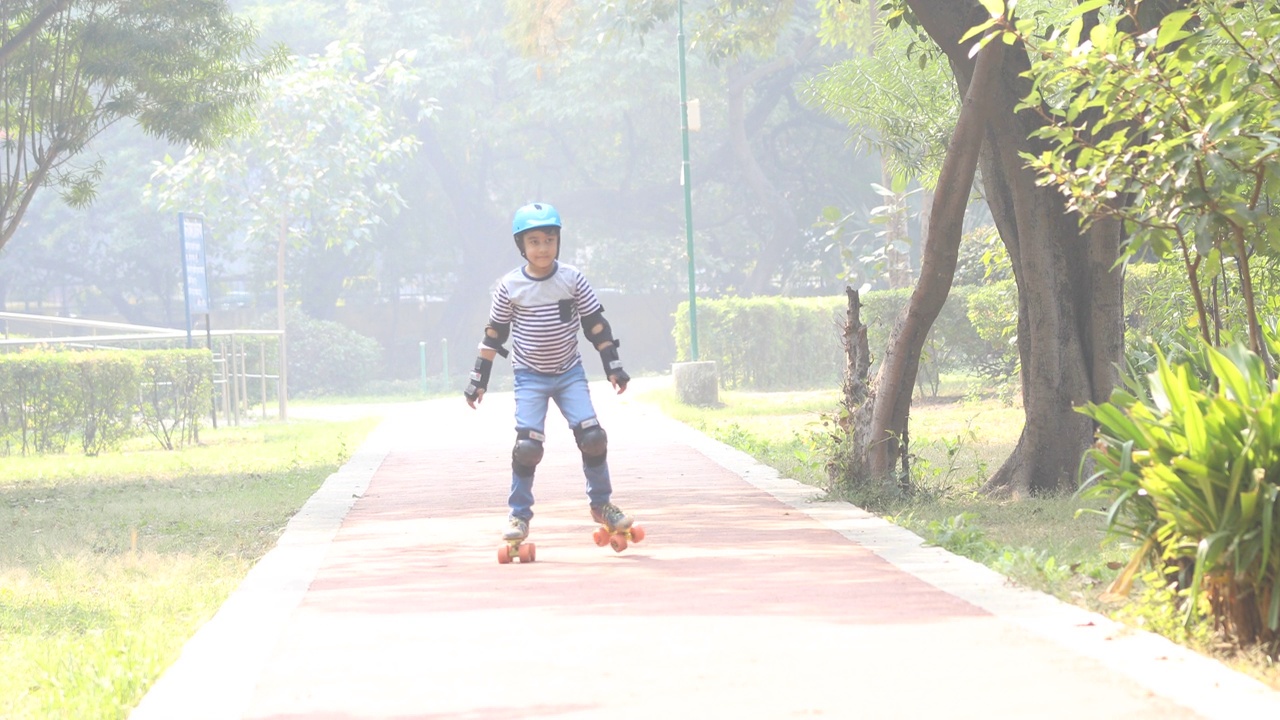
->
[464, 202, 643, 563]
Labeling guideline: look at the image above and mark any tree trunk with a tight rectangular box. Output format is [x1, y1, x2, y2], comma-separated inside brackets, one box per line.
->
[859, 36, 1003, 482]
[905, 0, 1125, 496]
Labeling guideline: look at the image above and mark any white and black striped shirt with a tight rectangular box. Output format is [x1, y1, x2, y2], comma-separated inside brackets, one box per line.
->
[488, 262, 603, 374]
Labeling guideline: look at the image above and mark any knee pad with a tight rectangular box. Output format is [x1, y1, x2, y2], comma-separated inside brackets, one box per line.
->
[512, 429, 545, 475]
[573, 418, 608, 467]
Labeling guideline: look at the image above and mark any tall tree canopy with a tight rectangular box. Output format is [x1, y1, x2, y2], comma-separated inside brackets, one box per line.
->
[0, 0, 284, 252]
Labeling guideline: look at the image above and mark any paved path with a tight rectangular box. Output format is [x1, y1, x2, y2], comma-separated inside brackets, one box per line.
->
[131, 380, 1280, 719]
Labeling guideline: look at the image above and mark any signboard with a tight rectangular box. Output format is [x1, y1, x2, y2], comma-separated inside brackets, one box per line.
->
[179, 213, 210, 316]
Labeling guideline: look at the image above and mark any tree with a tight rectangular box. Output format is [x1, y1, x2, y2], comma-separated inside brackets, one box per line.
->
[148, 41, 423, 319]
[0, 0, 284, 253]
[827, 0, 1138, 496]
[1020, 0, 1280, 370]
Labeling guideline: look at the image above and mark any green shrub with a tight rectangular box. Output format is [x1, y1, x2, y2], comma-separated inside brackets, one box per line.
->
[285, 313, 382, 397]
[0, 352, 79, 454]
[966, 279, 1019, 383]
[71, 352, 139, 455]
[0, 349, 212, 455]
[673, 296, 845, 390]
[673, 290, 999, 392]
[137, 351, 213, 450]
[1079, 342, 1280, 653]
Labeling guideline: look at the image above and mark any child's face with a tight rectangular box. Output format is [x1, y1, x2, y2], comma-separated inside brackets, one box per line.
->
[522, 229, 559, 273]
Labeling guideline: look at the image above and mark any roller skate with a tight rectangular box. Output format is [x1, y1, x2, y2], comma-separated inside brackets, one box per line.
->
[497, 516, 535, 564]
[590, 502, 645, 553]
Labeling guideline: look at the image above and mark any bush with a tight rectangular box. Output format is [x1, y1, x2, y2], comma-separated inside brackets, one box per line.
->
[72, 352, 139, 455]
[285, 313, 383, 397]
[965, 280, 1020, 384]
[137, 351, 213, 450]
[1079, 342, 1280, 654]
[0, 349, 211, 455]
[673, 291, 1001, 393]
[673, 296, 845, 390]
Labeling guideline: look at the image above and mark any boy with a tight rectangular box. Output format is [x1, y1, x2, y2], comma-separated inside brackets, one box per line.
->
[464, 202, 633, 546]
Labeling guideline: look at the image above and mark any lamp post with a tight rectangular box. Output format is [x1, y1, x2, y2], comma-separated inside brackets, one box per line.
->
[678, 0, 698, 361]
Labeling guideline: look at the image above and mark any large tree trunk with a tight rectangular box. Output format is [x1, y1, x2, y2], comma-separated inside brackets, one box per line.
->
[860, 36, 1003, 481]
[905, 0, 1125, 496]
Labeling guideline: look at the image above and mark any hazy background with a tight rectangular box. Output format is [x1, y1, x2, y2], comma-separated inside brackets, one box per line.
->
[0, 1, 900, 383]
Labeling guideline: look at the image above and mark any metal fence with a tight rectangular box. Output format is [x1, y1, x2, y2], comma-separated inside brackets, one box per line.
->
[0, 311, 286, 427]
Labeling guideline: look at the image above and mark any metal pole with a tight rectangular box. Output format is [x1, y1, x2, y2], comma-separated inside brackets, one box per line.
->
[678, 0, 699, 361]
[259, 340, 267, 419]
[419, 341, 428, 394]
[178, 213, 193, 349]
[277, 216, 289, 421]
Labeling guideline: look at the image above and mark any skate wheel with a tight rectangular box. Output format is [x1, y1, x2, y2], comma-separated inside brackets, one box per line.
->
[498, 544, 514, 564]
[593, 527, 611, 547]
[519, 542, 536, 563]
[629, 525, 645, 543]
[610, 534, 628, 553]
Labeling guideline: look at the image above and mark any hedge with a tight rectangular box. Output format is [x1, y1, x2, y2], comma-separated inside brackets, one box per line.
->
[0, 349, 212, 456]
[673, 288, 1003, 392]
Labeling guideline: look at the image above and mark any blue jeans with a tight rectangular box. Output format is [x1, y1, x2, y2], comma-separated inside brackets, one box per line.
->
[509, 362, 612, 521]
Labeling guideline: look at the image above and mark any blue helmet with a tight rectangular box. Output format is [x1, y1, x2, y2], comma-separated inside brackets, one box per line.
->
[511, 202, 562, 258]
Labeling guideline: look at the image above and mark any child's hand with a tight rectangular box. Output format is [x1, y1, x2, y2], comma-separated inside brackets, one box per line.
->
[464, 356, 493, 408]
[609, 370, 629, 394]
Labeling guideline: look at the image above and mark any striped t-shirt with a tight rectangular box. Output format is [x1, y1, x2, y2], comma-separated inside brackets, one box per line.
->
[488, 262, 603, 374]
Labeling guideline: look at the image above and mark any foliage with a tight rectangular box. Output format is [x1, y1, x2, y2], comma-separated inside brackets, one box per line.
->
[1017, 0, 1280, 359]
[147, 40, 425, 318]
[675, 289, 1001, 393]
[0, 349, 211, 455]
[0, 0, 285, 252]
[965, 279, 1019, 385]
[674, 295, 846, 390]
[72, 352, 138, 455]
[803, 16, 956, 189]
[1079, 342, 1280, 653]
[953, 224, 1010, 286]
[136, 351, 212, 451]
[283, 312, 383, 397]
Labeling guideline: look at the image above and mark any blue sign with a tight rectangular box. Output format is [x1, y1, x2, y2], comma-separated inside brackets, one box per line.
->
[179, 213, 210, 316]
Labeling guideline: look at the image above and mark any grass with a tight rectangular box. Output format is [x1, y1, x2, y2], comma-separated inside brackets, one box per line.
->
[636, 381, 1280, 690]
[0, 418, 379, 719]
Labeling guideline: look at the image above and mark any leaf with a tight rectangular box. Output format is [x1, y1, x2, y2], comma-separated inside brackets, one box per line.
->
[1068, 0, 1109, 19]
[1155, 10, 1195, 50]
[978, 0, 1005, 19]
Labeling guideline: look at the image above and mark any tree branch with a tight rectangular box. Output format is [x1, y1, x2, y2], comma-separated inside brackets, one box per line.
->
[0, 0, 73, 65]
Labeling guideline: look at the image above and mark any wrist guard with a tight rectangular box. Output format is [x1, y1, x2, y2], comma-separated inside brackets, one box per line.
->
[464, 356, 493, 400]
[599, 345, 629, 389]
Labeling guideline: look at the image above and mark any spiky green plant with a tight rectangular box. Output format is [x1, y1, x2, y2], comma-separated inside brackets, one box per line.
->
[1079, 342, 1280, 653]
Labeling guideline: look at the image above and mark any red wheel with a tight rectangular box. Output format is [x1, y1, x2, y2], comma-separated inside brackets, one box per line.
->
[519, 542, 536, 563]
[498, 544, 514, 564]
[593, 527, 611, 547]
[629, 525, 645, 543]
[610, 535, 628, 553]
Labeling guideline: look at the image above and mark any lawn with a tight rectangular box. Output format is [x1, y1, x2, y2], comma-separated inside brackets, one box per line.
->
[0, 418, 378, 719]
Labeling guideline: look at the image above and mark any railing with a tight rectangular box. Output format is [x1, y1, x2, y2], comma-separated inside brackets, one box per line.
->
[0, 312, 286, 427]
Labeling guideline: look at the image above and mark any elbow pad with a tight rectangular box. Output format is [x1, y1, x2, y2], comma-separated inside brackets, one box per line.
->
[580, 311, 617, 349]
[479, 321, 510, 358]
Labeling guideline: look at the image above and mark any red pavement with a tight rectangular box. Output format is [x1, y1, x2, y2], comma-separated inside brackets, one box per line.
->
[131, 379, 1280, 720]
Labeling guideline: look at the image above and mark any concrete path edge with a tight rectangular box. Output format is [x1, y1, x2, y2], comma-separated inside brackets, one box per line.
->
[129, 421, 395, 720]
[663, 417, 1280, 717]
